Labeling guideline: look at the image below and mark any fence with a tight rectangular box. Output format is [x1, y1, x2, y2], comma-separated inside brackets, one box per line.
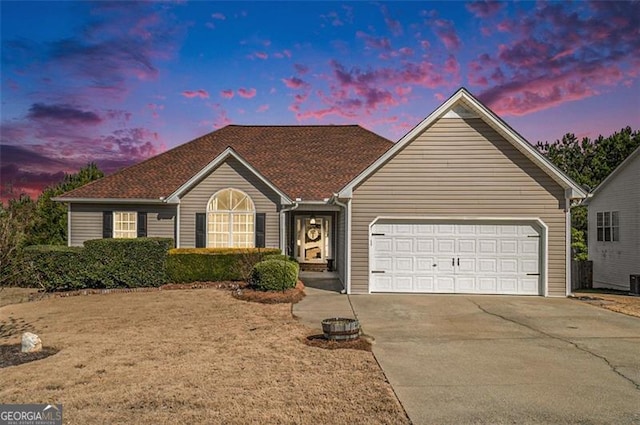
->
[571, 261, 593, 290]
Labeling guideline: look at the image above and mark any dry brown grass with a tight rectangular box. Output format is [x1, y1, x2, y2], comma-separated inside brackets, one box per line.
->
[0, 287, 41, 308]
[0, 289, 409, 425]
[573, 290, 640, 318]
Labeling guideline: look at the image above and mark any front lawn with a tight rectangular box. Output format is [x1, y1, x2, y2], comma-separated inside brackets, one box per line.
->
[0, 289, 409, 424]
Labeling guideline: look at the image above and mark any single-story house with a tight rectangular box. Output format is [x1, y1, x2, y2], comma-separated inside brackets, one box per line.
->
[55, 88, 587, 296]
[584, 146, 640, 290]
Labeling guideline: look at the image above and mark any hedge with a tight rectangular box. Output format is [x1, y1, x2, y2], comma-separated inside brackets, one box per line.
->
[249, 259, 299, 291]
[262, 254, 297, 263]
[83, 238, 173, 288]
[23, 245, 87, 291]
[23, 238, 173, 291]
[166, 247, 280, 283]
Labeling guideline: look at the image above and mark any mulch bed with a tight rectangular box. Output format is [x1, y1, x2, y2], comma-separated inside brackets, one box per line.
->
[0, 344, 59, 368]
[303, 334, 372, 352]
[232, 281, 306, 304]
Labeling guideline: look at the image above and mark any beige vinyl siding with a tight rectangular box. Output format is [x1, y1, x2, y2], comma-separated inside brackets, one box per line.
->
[588, 154, 640, 290]
[69, 203, 176, 247]
[179, 157, 281, 248]
[350, 117, 567, 295]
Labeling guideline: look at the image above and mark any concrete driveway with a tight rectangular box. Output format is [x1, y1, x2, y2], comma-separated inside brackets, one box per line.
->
[349, 294, 640, 425]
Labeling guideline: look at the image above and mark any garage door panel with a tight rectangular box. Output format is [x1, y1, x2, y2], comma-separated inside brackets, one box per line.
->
[457, 239, 476, 253]
[456, 276, 476, 292]
[395, 238, 413, 253]
[435, 276, 455, 292]
[415, 276, 434, 291]
[416, 238, 435, 253]
[371, 221, 541, 295]
[416, 257, 436, 272]
[520, 278, 539, 294]
[458, 258, 476, 273]
[394, 276, 413, 291]
[438, 239, 455, 253]
[395, 257, 414, 272]
[374, 257, 393, 272]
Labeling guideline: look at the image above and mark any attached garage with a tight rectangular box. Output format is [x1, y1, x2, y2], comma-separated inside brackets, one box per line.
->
[370, 219, 546, 295]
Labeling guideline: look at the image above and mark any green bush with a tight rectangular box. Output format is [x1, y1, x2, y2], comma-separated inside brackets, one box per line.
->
[83, 238, 173, 288]
[262, 254, 297, 263]
[249, 259, 299, 291]
[166, 248, 280, 283]
[23, 245, 88, 291]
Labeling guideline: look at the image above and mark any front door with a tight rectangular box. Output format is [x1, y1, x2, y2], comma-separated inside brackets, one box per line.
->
[295, 216, 330, 263]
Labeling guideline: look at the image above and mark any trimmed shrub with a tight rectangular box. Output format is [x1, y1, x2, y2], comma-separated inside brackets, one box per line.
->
[166, 248, 280, 283]
[262, 254, 297, 263]
[23, 245, 87, 291]
[83, 238, 173, 288]
[249, 259, 299, 292]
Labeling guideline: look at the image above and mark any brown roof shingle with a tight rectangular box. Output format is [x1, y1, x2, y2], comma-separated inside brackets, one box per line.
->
[60, 125, 393, 202]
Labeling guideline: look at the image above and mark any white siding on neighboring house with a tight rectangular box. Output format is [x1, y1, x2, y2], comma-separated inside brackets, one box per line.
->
[69, 203, 176, 246]
[179, 157, 281, 248]
[588, 151, 640, 290]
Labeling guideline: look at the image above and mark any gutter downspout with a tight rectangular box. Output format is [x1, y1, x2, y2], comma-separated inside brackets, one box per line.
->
[565, 195, 572, 297]
[280, 202, 299, 255]
[331, 195, 350, 294]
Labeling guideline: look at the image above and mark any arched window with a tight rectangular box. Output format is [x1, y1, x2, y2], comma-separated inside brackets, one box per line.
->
[207, 189, 255, 248]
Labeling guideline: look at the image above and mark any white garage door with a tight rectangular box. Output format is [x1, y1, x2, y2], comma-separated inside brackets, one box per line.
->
[370, 222, 541, 295]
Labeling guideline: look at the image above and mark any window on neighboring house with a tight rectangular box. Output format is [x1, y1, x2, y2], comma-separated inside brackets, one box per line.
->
[596, 211, 619, 242]
[114, 211, 137, 239]
[207, 188, 255, 248]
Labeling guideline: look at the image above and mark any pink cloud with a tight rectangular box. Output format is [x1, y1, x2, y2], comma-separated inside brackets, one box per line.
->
[356, 31, 391, 50]
[257, 104, 269, 112]
[211, 13, 226, 20]
[282, 77, 309, 89]
[433, 19, 461, 50]
[237, 87, 257, 98]
[220, 89, 234, 99]
[466, 1, 505, 18]
[420, 40, 431, 50]
[182, 89, 209, 99]
[254, 51, 268, 60]
[294, 63, 309, 74]
[380, 4, 403, 36]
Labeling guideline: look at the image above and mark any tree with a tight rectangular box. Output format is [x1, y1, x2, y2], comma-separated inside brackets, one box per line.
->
[0, 195, 36, 286]
[27, 163, 104, 245]
[536, 127, 640, 260]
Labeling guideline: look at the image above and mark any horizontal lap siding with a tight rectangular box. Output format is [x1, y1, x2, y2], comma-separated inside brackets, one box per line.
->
[69, 203, 176, 246]
[588, 155, 640, 290]
[351, 117, 566, 295]
[179, 158, 280, 248]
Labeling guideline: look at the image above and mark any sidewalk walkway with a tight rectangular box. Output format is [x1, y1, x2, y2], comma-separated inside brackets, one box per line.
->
[293, 271, 356, 332]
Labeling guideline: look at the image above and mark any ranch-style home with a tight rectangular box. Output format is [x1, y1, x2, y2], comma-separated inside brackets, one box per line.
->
[55, 88, 587, 296]
[584, 146, 640, 291]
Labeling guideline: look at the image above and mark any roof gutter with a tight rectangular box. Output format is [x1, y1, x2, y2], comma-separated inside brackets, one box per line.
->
[52, 197, 177, 204]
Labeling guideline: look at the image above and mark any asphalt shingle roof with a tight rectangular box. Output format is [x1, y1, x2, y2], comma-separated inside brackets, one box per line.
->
[60, 125, 393, 201]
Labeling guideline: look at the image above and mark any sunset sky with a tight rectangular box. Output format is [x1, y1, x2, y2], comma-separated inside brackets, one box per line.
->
[1, 1, 639, 203]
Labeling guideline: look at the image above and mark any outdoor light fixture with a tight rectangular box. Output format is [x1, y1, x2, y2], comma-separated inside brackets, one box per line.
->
[309, 215, 316, 225]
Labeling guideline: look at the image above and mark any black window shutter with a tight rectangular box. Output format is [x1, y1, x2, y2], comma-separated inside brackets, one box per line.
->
[255, 213, 266, 248]
[137, 212, 147, 238]
[103, 211, 113, 238]
[195, 213, 206, 248]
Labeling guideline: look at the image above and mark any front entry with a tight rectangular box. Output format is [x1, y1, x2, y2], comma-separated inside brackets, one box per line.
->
[295, 216, 332, 265]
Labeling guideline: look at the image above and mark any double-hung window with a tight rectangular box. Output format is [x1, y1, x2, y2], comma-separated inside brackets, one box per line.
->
[596, 211, 619, 242]
[114, 211, 137, 238]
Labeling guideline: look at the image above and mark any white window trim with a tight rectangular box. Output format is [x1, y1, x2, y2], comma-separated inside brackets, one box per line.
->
[206, 188, 256, 248]
[114, 211, 137, 239]
[596, 211, 619, 242]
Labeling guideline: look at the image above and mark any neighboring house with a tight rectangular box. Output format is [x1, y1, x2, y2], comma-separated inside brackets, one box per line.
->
[55, 88, 586, 296]
[584, 146, 640, 290]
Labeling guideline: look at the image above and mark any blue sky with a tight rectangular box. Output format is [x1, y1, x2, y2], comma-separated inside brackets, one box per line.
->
[1, 1, 639, 201]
